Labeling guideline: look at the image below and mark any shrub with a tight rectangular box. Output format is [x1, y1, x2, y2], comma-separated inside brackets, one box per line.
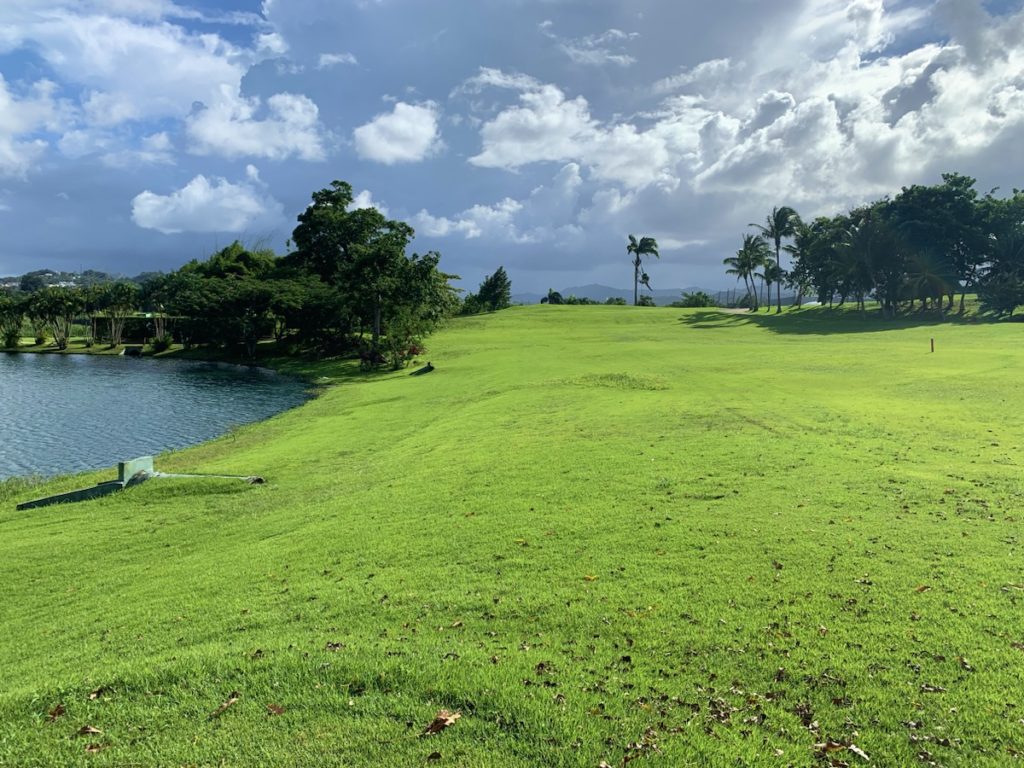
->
[604, 297, 627, 305]
[2, 330, 18, 348]
[151, 335, 173, 353]
[676, 291, 716, 308]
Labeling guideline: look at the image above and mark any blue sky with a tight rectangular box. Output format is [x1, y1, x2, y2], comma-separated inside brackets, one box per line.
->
[1, 0, 1023, 293]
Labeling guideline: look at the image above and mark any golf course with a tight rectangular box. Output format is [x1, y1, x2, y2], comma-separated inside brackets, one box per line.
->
[2, 305, 1022, 767]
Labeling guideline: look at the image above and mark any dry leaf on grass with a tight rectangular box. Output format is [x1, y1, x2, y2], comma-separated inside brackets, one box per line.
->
[84, 743, 106, 753]
[47, 704, 65, 723]
[421, 710, 461, 737]
[848, 744, 870, 761]
[210, 691, 241, 718]
[77, 725, 102, 737]
[267, 704, 285, 716]
[815, 741, 847, 753]
[88, 687, 110, 701]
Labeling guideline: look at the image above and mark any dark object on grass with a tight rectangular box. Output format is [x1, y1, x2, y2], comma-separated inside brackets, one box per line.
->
[410, 362, 434, 376]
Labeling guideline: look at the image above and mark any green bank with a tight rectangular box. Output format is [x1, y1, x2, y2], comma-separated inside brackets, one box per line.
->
[2, 306, 1022, 767]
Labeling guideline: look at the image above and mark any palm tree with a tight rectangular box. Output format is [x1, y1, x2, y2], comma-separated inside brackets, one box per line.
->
[751, 206, 802, 313]
[723, 234, 770, 310]
[763, 261, 784, 311]
[782, 222, 812, 307]
[626, 235, 659, 306]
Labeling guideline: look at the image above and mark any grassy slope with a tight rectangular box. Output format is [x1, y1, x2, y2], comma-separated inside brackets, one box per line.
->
[2, 306, 1023, 767]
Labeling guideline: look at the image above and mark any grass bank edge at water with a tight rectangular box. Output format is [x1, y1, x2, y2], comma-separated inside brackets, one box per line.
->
[2, 305, 1023, 767]
[0, 352, 314, 488]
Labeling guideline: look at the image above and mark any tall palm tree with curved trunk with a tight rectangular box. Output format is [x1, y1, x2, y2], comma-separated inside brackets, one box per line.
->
[723, 233, 770, 311]
[752, 206, 802, 313]
[627, 235, 659, 306]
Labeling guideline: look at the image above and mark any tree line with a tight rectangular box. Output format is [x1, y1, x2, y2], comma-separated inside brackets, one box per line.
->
[725, 173, 1024, 317]
[0, 180, 514, 368]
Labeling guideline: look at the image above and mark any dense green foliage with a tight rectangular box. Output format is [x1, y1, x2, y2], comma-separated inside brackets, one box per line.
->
[461, 266, 512, 315]
[673, 291, 716, 308]
[3, 306, 1024, 766]
[1, 181, 459, 367]
[732, 173, 1024, 318]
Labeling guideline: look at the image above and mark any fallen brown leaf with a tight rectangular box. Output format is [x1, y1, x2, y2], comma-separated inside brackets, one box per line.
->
[87, 687, 110, 701]
[815, 741, 847, 753]
[915, 585, 932, 593]
[421, 710, 461, 737]
[210, 691, 241, 718]
[267, 704, 285, 716]
[47, 704, 65, 723]
[77, 725, 102, 737]
[427, 752, 442, 761]
[84, 743, 106, 754]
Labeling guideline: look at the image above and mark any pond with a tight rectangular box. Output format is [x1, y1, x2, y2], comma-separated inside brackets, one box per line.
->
[0, 353, 310, 480]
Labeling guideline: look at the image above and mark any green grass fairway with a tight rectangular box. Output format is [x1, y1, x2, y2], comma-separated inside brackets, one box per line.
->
[3, 306, 1024, 767]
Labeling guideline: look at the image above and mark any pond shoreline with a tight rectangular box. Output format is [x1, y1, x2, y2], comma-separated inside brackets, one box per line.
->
[0, 351, 315, 484]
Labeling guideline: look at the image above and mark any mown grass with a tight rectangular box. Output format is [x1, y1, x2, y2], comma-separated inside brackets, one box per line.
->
[2, 305, 1023, 767]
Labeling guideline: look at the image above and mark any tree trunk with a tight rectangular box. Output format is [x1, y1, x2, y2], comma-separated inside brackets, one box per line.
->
[775, 244, 783, 314]
[372, 294, 382, 360]
[633, 261, 639, 306]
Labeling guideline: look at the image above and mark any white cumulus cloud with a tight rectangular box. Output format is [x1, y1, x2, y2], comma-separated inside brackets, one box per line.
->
[353, 101, 442, 164]
[0, 75, 61, 177]
[186, 87, 326, 160]
[131, 173, 283, 234]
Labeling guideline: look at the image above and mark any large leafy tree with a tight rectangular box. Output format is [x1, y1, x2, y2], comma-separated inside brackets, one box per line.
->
[29, 287, 84, 350]
[288, 180, 457, 364]
[751, 206, 801, 313]
[626, 235, 659, 306]
[477, 266, 512, 311]
[889, 173, 985, 314]
[97, 281, 140, 347]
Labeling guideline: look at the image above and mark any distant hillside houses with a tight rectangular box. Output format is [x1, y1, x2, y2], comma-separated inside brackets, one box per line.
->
[1, 269, 157, 291]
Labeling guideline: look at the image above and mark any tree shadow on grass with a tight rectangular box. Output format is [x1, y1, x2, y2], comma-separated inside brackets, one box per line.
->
[677, 307, 1016, 335]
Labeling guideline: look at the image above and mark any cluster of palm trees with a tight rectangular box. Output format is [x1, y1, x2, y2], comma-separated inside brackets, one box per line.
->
[723, 207, 801, 312]
[723, 173, 1024, 319]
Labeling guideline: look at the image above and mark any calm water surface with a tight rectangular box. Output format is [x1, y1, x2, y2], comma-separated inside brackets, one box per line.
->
[0, 353, 309, 480]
